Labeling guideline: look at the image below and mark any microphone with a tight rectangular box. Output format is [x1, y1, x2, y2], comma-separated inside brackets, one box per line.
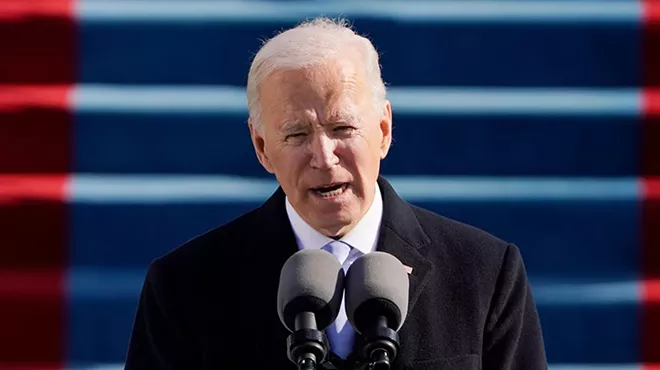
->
[345, 252, 410, 370]
[277, 249, 345, 370]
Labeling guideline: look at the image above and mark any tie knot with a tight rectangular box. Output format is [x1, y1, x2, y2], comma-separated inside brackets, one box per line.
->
[322, 240, 352, 265]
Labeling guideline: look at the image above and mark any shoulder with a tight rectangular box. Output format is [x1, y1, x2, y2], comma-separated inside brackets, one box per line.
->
[407, 204, 536, 326]
[146, 206, 261, 282]
[409, 204, 521, 279]
[402, 206, 545, 364]
[411, 204, 510, 251]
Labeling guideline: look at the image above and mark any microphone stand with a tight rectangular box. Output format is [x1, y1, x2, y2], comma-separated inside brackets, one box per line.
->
[358, 316, 400, 370]
[287, 312, 330, 370]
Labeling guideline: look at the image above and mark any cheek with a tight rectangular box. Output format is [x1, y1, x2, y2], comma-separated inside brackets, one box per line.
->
[274, 148, 307, 174]
[337, 144, 372, 174]
[341, 135, 380, 161]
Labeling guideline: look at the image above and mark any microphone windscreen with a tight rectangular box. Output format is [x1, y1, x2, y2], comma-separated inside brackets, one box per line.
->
[345, 251, 409, 334]
[277, 248, 345, 332]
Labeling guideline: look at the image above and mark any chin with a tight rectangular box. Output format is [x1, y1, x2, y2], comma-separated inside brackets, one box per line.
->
[313, 208, 359, 236]
[316, 222, 352, 239]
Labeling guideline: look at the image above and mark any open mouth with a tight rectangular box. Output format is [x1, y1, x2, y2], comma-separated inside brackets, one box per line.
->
[310, 183, 348, 198]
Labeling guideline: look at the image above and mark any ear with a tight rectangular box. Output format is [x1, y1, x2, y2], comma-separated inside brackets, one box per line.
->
[378, 100, 393, 159]
[249, 119, 275, 174]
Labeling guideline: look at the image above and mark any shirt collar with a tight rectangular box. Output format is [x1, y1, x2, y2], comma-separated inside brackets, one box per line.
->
[285, 183, 383, 256]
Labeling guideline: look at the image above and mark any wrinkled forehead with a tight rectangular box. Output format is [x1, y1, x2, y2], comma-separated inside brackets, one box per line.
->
[259, 59, 371, 128]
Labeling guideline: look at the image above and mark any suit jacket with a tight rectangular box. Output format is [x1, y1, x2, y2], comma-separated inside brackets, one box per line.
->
[124, 176, 547, 369]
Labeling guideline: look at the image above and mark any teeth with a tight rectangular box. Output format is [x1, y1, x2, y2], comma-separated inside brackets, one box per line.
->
[314, 184, 345, 197]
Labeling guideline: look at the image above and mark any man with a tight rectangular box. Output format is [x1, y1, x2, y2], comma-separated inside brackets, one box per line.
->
[124, 18, 547, 369]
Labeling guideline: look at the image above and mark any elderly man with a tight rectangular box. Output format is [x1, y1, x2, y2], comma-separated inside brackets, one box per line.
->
[124, 18, 546, 370]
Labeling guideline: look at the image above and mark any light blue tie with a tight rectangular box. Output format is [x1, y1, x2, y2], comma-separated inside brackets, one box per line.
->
[322, 240, 356, 359]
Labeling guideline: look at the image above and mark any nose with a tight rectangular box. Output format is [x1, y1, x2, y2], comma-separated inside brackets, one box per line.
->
[309, 133, 339, 169]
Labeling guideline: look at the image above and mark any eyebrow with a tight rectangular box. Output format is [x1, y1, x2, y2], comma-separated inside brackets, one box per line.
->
[281, 121, 308, 135]
[329, 111, 360, 124]
[280, 112, 361, 134]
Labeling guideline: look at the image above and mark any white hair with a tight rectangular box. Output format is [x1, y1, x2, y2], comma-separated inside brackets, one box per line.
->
[246, 17, 387, 134]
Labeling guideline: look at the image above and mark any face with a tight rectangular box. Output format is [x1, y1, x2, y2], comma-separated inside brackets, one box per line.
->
[249, 55, 392, 238]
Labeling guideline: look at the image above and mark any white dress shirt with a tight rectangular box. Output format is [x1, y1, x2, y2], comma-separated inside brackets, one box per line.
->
[285, 183, 383, 358]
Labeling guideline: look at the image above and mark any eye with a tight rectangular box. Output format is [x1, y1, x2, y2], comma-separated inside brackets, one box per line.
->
[334, 125, 354, 132]
[286, 132, 306, 140]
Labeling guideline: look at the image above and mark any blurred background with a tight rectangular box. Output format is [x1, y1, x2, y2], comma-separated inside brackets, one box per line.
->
[1, 0, 659, 369]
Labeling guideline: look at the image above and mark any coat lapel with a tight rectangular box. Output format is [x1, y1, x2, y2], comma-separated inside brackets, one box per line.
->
[254, 185, 300, 263]
[348, 177, 435, 368]
[375, 176, 434, 318]
[250, 186, 301, 369]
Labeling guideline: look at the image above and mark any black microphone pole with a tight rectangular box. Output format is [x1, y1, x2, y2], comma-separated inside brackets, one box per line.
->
[360, 315, 400, 370]
[286, 311, 329, 370]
